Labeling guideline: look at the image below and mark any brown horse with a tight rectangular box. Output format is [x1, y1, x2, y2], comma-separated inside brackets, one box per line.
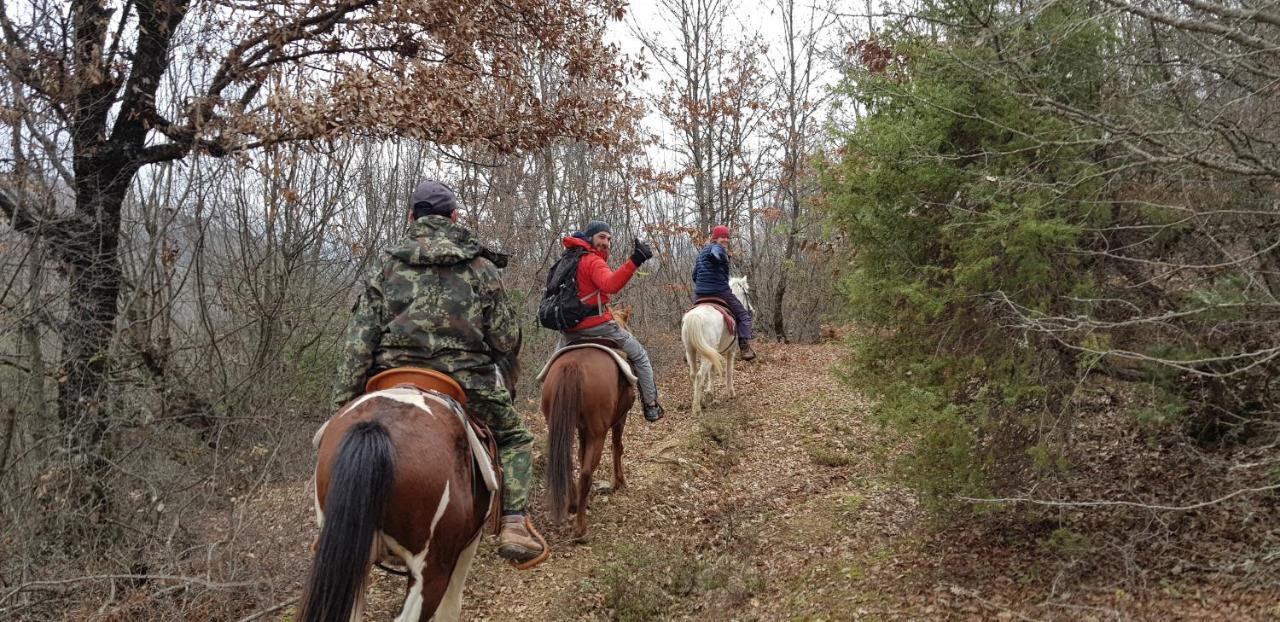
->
[541, 318, 636, 539]
[300, 358, 519, 622]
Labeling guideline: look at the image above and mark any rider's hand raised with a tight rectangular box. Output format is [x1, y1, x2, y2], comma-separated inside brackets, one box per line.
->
[630, 239, 654, 266]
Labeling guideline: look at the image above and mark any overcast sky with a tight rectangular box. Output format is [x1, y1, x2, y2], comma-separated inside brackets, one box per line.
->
[603, 0, 853, 168]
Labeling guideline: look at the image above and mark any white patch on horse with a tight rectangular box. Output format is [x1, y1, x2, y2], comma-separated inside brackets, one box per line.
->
[312, 473, 323, 527]
[311, 419, 330, 448]
[315, 388, 461, 449]
[432, 533, 481, 622]
[383, 533, 425, 622]
[385, 479, 450, 622]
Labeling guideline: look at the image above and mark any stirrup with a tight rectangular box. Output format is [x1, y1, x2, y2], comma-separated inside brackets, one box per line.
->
[508, 516, 550, 571]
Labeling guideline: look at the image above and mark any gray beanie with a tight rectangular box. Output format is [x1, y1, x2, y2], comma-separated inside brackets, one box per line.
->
[583, 220, 611, 238]
[410, 180, 458, 216]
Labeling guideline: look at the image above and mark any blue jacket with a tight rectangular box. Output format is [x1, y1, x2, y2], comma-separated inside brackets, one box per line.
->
[692, 243, 730, 296]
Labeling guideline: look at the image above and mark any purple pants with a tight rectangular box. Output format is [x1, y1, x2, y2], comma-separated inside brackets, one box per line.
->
[694, 290, 753, 344]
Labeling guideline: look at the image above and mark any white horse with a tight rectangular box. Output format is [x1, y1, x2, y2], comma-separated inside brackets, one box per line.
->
[681, 276, 752, 416]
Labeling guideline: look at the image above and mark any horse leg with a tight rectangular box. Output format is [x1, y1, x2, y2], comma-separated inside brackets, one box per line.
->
[684, 341, 699, 417]
[574, 436, 605, 539]
[727, 350, 736, 398]
[691, 357, 704, 416]
[701, 358, 716, 405]
[398, 572, 449, 622]
[691, 361, 701, 416]
[610, 418, 626, 492]
[425, 533, 481, 622]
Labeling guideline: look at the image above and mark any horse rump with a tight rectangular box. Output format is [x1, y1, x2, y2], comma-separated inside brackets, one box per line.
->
[300, 421, 396, 622]
[682, 307, 726, 374]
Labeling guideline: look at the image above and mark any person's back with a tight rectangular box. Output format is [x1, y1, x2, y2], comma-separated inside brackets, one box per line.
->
[692, 241, 731, 297]
[363, 216, 512, 376]
[331, 180, 543, 565]
[691, 225, 756, 361]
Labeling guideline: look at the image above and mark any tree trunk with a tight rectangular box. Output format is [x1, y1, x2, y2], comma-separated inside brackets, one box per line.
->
[58, 164, 131, 454]
[771, 194, 800, 343]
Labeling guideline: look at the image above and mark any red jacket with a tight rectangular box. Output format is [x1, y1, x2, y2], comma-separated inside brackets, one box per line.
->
[562, 236, 638, 331]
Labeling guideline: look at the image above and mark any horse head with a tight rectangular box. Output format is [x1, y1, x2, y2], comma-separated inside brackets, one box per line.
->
[729, 276, 753, 313]
[610, 304, 633, 330]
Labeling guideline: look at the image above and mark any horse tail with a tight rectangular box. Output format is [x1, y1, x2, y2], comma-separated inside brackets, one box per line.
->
[299, 421, 396, 622]
[546, 361, 582, 523]
[684, 312, 725, 374]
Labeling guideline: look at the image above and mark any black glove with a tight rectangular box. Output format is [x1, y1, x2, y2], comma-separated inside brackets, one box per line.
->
[630, 239, 654, 266]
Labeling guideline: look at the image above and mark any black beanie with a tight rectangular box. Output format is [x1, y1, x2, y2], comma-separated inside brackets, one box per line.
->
[583, 220, 611, 238]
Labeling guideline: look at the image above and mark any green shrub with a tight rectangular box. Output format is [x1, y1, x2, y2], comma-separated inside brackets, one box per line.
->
[1041, 527, 1091, 559]
[826, 0, 1115, 512]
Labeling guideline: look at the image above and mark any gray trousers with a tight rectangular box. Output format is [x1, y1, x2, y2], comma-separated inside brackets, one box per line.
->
[558, 322, 659, 406]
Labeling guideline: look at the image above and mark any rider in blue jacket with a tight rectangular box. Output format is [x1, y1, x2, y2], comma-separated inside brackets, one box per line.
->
[692, 225, 756, 361]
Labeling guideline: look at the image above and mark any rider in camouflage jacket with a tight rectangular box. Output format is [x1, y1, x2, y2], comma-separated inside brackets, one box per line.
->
[330, 180, 543, 564]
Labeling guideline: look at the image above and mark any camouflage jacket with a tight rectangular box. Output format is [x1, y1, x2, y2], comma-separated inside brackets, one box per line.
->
[330, 216, 520, 408]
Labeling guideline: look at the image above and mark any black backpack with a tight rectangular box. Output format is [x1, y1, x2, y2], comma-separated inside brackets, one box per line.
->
[537, 247, 598, 330]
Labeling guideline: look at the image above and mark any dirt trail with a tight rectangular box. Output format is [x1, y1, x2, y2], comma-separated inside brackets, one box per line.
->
[252, 341, 1271, 621]
[351, 341, 920, 621]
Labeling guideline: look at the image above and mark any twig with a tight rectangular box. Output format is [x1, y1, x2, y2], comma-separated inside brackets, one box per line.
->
[959, 483, 1280, 512]
[943, 584, 1046, 622]
[237, 596, 299, 622]
[0, 575, 264, 606]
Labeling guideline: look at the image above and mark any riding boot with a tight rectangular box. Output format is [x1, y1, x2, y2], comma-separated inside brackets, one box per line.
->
[643, 402, 664, 422]
[739, 342, 757, 362]
[497, 514, 543, 563]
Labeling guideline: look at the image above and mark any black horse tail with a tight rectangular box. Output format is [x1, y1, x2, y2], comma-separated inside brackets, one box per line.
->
[547, 362, 582, 523]
[299, 421, 395, 622]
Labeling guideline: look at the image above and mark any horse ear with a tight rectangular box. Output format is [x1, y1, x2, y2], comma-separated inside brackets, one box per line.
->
[614, 304, 633, 326]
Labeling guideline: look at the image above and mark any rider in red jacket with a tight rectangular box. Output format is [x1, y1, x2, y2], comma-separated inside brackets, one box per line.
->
[560, 234, 637, 331]
[557, 220, 664, 422]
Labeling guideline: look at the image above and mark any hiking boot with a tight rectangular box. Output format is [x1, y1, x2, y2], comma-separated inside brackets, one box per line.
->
[497, 515, 543, 563]
[739, 343, 757, 362]
[643, 403, 665, 423]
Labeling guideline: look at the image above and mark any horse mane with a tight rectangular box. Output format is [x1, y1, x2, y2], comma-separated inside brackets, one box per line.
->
[610, 305, 632, 329]
[730, 276, 753, 313]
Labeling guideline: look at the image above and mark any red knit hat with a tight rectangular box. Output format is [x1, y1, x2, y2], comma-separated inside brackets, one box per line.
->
[711, 225, 731, 239]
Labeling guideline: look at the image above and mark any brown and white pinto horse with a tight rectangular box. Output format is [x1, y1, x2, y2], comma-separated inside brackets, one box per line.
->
[300, 353, 519, 622]
[541, 310, 636, 539]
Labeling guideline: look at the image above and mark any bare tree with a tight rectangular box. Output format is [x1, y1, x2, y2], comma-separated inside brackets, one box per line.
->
[0, 0, 631, 473]
[634, 0, 770, 233]
[766, 0, 835, 342]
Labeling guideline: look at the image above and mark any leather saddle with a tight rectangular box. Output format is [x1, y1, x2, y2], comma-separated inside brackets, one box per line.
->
[536, 340, 638, 386]
[691, 296, 737, 334]
[365, 367, 468, 406]
[364, 367, 503, 535]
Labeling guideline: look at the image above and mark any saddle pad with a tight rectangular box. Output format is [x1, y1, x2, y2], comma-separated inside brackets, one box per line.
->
[535, 343, 638, 387]
[314, 387, 499, 493]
